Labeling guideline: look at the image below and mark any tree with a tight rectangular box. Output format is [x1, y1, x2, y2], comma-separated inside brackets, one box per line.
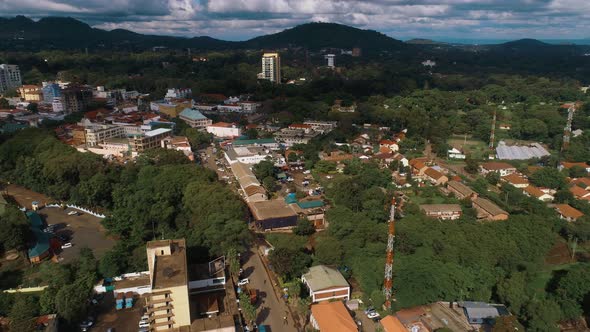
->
[253, 160, 275, 180]
[239, 292, 257, 327]
[496, 272, 528, 315]
[464, 158, 479, 174]
[262, 176, 276, 193]
[26, 103, 38, 113]
[314, 160, 336, 173]
[293, 218, 315, 236]
[0, 97, 9, 109]
[486, 172, 500, 185]
[315, 236, 344, 265]
[268, 247, 312, 280]
[554, 189, 575, 204]
[55, 280, 91, 322]
[524, 298, 561, 332]
[244, 128, 259, 139]
[530, 167, 566, 189]
[568, 166, 588, 178]
[99, 249, 126, 278]
[0, 206, 31, 253]
[227, 248, 240, 278]
[8, 295, 38, 332]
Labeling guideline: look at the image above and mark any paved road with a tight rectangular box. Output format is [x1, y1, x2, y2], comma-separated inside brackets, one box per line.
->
[242, 247, 298, 332]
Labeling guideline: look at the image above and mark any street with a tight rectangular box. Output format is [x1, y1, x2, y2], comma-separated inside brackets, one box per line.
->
[242, 246, 298, 332]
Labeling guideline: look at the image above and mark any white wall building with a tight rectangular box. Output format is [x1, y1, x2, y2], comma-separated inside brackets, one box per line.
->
[259, 52, 281, 83]
[206, 122, 241, 138]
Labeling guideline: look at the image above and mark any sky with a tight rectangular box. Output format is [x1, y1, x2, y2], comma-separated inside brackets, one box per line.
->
[2, 0, 590, 41]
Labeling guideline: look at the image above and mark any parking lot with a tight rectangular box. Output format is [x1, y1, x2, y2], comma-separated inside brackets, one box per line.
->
[6, 184, 116, 262]
[92, 292, 144, 332]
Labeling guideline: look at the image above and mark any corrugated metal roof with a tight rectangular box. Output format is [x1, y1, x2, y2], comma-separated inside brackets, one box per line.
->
[303, 265, 348, 292]
[179, 108, 207, 120]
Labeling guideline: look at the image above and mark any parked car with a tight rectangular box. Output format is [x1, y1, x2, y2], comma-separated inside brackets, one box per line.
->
[67, 211, 78, 216]
[237, 278, 249, 286]
[367, 311, 380, 319]
[61, 243, 72, 249]
[79, 317, 94, 330]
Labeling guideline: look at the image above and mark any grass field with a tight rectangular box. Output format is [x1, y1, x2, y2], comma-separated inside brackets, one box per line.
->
[447, 135, 489, 159]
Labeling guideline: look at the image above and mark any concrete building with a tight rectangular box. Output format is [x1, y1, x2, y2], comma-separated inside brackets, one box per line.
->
[18, 85, 43, 102]
[84, 124, 126, 146]
[179, 108, 212, 129]
[42, 83, 61, 104]
[145, 239, 192, 331]
[165, 88, 192, 100]
[259, 52, 281, 83]
[130, 128, 172, 153]
[310, 301, 356, 332]
[447, 181, 476, 200]
[0, 64, 22, 93]
[325, 54, 335, 68]
[420, 204, 462, 220]
[480, 162, 517, 177]
[62, 85, 92, 113]
[207, 122, 241, 138]
[302, 265, 350, 303]
[248, 199, 298, 230]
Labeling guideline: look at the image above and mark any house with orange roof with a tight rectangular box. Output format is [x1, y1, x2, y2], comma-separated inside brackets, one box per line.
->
[381, 315, 408, 332]
[379, 139, 399, 152]
[570, 186, 590, 200]
[523, 185, 554, 202]
[501, 173, 529, 188]
[560, 161, 590, 174]
[570, 177, 590, 190]
[480, 162, 517, 176]
[409, 159, 428, 176]
[555, 204, 584, 222]
[424, 167, 448, 186]
[310, 301, 357, 332]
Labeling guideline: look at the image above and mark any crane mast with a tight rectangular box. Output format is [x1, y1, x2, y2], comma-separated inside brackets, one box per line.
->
[383, 198, 396, 309]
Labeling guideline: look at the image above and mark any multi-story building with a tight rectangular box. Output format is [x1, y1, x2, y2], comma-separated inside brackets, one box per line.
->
[420, 204, 462, 220]
[0, 64, 22, 93]
[179, 108, 212, 129]
[145, 239, 192, 331]
[62, 85, 92, 113]
[325, 54, 335, 68]
[17, 85, 42, 102]
[130, 128, 172, 152]
[51, 98, 64, 113]
[84, 125, 126, 146]
[165, 88, 192, 100]
[259, 52, 281, 83]
[41, 83, 61, 104]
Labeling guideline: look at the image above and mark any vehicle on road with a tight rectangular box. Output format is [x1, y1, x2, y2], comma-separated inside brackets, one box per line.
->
[79, 317, 94, 331]
[238, 278, 249, 286]
[61, 243, 72, 249]
[364, 307, 374, 314]
[67, 211, 78, 216]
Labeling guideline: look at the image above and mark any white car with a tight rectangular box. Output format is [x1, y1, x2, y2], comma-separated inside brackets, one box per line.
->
[67, 211, 78, 216]
[138, 322, 149, 328]
[61, 243, 72, 249]
[367, 311, 380, 319]
[237, 278, 249, 286]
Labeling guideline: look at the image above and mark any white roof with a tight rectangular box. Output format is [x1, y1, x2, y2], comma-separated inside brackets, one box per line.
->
[144, 128, 172, 137]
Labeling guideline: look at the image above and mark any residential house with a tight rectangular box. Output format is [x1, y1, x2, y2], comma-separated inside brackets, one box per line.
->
[379, 139, 399, 153]
[217, 104, 243, 113]
[310, 301, 357, 332]
[480, 162, 517, 176]
[237, 101, 260, 113]
[179, 108, 212, 129]
[409, 159, 428, 176]
[302, 265, 350, 303]
[447, 180, 477, 200]
[381, 315, 408, 332]
[459, 301, 508, 325]
[472, 197, 509, 221]
[419, 204, 462, 220]
[560, 162, 590, 174]
[424, 167, 448, 186]
[523, 185, 554, 202]
[570, 177, 590, 190]
[501, 173, 529, 188]
[164, 88, 191, 99]
[161, 136, 194, 161]
[569, 186, 590, 201]
[206, 122, 241, 138]
[303, 120, 337, 134]
[555, 204, 584, 222]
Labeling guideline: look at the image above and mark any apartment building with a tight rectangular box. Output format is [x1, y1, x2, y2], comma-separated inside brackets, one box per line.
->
[0, 64, 22, 93]
[130, 128, 172, 153]
[179, 108, 212, 129]
[259, 52, 281, 83]
[62, 85, 92, 113]
[84, 125, 126, 146]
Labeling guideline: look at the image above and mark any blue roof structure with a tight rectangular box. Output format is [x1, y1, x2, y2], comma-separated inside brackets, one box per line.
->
[297, 200, 325, 209]
[179, 108, 207, 120]
[26, 211, 50, 258]
[285, 193, 297, 204]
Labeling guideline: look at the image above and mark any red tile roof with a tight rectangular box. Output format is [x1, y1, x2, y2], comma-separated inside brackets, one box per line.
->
[555, 204, 584, 219]
[570, 186, 590, 198]
[381, 315, 407, 332]
[481, 162, 515, 170]
[501, 173, 529, 185]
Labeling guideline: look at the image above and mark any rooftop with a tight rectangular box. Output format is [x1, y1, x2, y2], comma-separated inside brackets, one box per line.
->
[523, 185, 547, 198]
[150, 239, 188, 290]
[501, 173, 529, 185]
[381, 315, 407, 332]
[496, 142, 550, 160]
[179, 108, 208, 120]
[419, 204, 462, 213]
[424, 167, 445, 180]
[232, 138, 276, 146]
[209, 122, 237, 128]
[145, 128, 172, 137]
[555, 204, 584, 219]
[481, 162, 515, 170]
[302, 265, 348, 292]
[473, 197, 508, 217]
[311, 301, 357, 332]
[248, 199, 296, 221]
[447, 180, 476, 197]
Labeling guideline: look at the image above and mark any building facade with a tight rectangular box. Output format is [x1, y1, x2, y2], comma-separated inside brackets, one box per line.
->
[62, 85, 92, 113]
[0, 64, 22, 93]
[18, 85, 43, 102]
[179, 108, 212, 129]
[259, 52, 281, 83]
[42, 83, 61, 104]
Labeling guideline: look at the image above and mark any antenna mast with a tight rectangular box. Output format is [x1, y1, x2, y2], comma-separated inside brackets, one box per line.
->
[383, 198, 396, 309]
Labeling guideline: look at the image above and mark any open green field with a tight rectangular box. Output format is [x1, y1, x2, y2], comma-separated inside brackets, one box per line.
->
[448, 135, 489, 159]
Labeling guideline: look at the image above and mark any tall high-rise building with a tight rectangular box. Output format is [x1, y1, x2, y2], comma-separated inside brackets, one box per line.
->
[0, 64, 22, 93]
[325, 54, 335, 68]
[42, 82, 62, 104]
[62, 85, 92, 113]
[259, 52, 281, 83]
